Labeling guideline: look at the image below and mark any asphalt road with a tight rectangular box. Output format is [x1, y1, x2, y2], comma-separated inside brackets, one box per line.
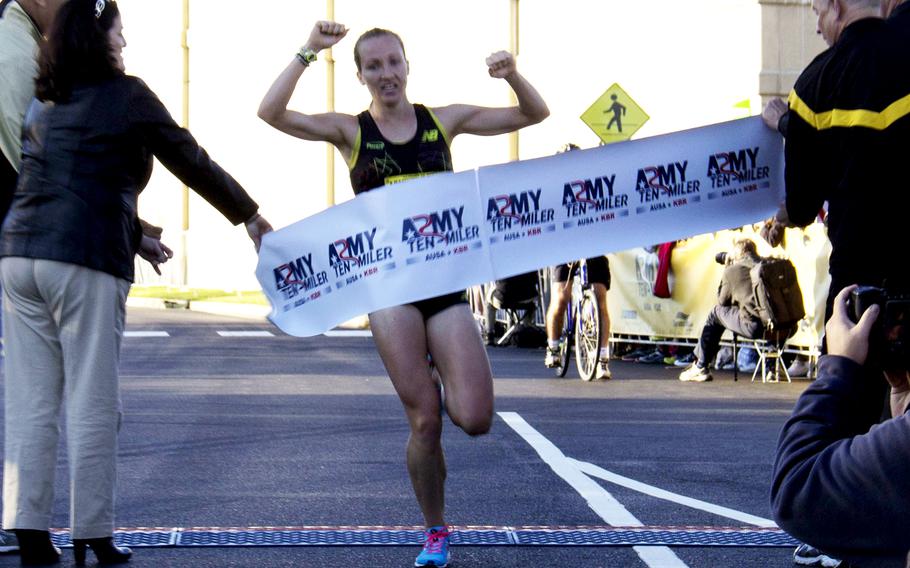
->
[0, 307, 811, 567]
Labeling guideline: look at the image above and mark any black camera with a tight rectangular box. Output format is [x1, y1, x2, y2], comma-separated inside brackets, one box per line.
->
[848, 285, 910, 369]
[715, 252, 729, 265]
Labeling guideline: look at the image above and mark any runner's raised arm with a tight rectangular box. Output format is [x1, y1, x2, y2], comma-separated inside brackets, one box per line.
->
[257, 21, 357, 158]
[433, 51, 549, 138]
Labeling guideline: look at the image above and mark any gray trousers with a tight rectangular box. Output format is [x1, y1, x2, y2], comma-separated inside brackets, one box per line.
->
[1, 257, 129, 538]
[694, 304, 763, 367]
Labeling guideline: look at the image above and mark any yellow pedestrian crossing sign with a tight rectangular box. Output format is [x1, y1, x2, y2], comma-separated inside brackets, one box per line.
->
[581, 83, 649, 145]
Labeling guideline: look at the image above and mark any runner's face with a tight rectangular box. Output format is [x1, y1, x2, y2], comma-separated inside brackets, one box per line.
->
[812, 0, 839, 46]
[356, 35, 408, 105]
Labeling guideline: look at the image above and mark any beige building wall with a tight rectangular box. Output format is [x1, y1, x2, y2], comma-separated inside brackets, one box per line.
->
[759, 0, 828, 101]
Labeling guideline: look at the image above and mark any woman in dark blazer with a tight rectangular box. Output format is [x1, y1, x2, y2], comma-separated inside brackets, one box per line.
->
[0, 1, 271, 564]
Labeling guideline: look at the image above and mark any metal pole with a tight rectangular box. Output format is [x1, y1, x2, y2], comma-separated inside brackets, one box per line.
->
[509, 0, 519, 161]
[180, 0, 190, 285]
[326, 0, 336, 207]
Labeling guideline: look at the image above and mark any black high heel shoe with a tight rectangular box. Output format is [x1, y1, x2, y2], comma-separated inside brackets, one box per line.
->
[12, 530, 60, 566]
[72, 537, 132, 565]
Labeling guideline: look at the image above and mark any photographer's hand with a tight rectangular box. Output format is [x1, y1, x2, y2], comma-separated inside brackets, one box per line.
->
[826, 284, 880, 365]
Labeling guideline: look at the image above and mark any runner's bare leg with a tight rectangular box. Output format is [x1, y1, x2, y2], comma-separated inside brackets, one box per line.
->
[426, 304, 494, 434]
[370, 303, 493, 527]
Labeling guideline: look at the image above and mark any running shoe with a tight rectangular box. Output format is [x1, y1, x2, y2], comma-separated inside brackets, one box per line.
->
[544, 346, 560, 368]
[673, 352, 695, 367]
[636, 349, 665, 364]
[792, 543, 842, 567]
[679, 364, 713, 382]
[787, 358, 810, 377]
[0, 530, 18, 553]
[620, 347, 651, 362]
[596, 360, 612, 380]
[415, 526, 450, 567]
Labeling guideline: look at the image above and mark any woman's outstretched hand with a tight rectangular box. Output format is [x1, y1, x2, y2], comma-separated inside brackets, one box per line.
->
[245, 214, 274, 252]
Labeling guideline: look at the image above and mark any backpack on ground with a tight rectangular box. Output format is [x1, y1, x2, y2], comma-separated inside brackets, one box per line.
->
[750, 257, 805, 338]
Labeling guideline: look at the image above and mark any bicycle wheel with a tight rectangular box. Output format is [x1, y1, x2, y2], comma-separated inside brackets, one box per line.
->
[575, 290, 601, 381]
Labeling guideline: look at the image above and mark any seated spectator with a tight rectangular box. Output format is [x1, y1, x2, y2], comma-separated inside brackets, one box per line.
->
[771, 285, 910, 567]
[679, 239, 763, 382]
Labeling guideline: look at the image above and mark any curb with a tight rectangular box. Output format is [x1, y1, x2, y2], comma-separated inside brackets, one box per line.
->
[126, 297, 267, 321]
[126, 297, 370, 329]
[190, 301, 271, 320]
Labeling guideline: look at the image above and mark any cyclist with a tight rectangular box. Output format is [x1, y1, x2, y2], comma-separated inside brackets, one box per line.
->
[544, 256, 613, 379]
[543, 144, 612, 380]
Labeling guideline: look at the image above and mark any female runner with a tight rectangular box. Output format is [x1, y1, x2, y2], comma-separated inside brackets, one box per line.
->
[259, 21, 548, 567]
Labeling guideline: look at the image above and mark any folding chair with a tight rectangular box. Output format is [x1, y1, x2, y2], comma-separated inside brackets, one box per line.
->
[733, 327, 794, 383]
[487, 271, 542, 346]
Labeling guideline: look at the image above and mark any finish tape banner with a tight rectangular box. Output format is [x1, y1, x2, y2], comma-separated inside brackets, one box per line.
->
[256, 116, 784, 337]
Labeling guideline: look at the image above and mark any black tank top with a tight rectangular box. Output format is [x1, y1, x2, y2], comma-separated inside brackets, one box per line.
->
[348, 104, 453, 195]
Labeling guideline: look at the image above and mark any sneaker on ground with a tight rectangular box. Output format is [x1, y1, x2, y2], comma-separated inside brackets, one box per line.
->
[679, 364, 713, 382]
[596, 360, 612, 380]
[792, 543, 842, 567]
[0, 530, 18, 553]
[663, 356, 677, 365]
[620, 347, 650, 362]
[673, 352, 695, 367]
[415, 526, 450, 567]
[788, 358, 810, 377]
[544, 347, 560, 368]
[637, 350, 665, 364]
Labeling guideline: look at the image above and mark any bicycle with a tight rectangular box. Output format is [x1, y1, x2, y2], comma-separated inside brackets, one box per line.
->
[551, 259, 602, 381]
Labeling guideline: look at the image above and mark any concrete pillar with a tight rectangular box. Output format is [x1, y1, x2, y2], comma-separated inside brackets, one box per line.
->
[760, 0, 828, 101]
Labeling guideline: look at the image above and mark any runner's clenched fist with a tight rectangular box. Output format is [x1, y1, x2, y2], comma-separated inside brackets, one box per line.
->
[486, 51, 517, 79]
[305, 20, 348, 52]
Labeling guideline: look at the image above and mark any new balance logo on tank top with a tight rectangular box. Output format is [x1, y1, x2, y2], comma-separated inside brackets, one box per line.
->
[348, 104, 452, 195]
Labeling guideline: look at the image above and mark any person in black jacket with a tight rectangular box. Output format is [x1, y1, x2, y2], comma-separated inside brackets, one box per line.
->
[761, 4, 910, 564]
[678, 239, 764, 383]
[772, 285, 910, 568]
[762, 0, 907, 324]
[0, 1, 272, 565]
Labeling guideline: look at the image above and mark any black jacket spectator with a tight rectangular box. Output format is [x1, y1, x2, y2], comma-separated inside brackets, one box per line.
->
[785, 17, 910, 299]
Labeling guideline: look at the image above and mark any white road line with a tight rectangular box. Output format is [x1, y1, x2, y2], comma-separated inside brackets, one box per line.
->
[216, 331, 274, 337]
[499, 412, 687, 568]
[323, 330, 373, 337]
[570, 458, 777, 528]
[123, 331, 170, 338]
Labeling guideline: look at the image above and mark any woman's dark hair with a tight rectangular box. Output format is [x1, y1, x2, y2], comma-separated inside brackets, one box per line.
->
[35, 0, 122, 102]
[353, 28, 406, 72]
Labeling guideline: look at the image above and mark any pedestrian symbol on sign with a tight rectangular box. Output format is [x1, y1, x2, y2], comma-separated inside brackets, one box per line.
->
[580, 83, 649, 145]
[605, 94, 627, 133]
